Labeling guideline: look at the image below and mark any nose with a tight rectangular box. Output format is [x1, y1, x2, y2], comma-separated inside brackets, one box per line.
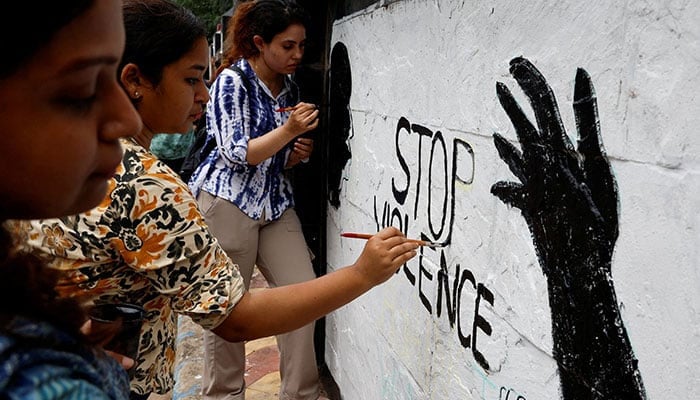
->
[293, 45, 304, 61]
[197, 82, 210, 104]
[101, 81, 142, 141]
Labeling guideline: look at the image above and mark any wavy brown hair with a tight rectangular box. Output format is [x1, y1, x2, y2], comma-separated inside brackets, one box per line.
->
[214, 0, 309, 80]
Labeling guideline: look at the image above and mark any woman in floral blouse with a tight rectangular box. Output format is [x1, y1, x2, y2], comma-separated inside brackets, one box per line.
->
[8, 1, 419, 399]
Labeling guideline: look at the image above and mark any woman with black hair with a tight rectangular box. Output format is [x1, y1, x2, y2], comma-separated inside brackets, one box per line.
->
[0, 1, 141, 397]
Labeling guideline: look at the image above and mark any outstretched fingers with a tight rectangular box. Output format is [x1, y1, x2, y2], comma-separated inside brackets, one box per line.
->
[573, 68, 603, 160]
[374, 229, 419, 264]
[497, 81, 540, 152]
[491, 181, 527, 210]
[509, 57, 574, 152]
[573, 67, 619, 235]
[372, 226, 404, 240]
[493, 133, 527, 183]
[356, 227, 417, 285]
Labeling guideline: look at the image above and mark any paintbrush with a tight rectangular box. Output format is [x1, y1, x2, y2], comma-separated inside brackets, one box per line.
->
[340, 232, 444, 248]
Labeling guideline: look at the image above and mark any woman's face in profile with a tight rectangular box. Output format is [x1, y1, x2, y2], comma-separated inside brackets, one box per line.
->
[0, 0, 140, 220]
[259, 23, 306, 75]
[135, 37, 210, 136]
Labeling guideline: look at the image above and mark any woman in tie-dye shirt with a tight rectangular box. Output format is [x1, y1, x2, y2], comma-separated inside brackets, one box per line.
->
[187, 2, 327, 399]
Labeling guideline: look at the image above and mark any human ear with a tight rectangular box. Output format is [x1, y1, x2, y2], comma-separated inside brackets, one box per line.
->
[253, 35, 265, 52]
[120, 64, 145, 101]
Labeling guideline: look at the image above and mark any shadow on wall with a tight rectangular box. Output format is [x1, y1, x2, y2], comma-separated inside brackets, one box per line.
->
[492, 57, 647, 400]
[327, 42, 352, 209]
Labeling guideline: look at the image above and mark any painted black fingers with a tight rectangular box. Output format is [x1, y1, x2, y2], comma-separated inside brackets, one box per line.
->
[496, 81, 540, 152]
[490, 181, 527, 211]
[573, 68, 619, 238]
[509, 57, 574, 152]
[493, 133, 527, 184]
[573, 67, 603, 159]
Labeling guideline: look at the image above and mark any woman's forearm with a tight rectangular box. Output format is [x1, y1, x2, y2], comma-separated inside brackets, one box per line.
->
[212, 265, 371, 342]
[212, 227, 418, 342]
[246, 125, 296, 165]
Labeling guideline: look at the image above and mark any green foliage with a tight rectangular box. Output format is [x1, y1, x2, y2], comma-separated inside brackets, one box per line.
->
[171, 0, 233, 39]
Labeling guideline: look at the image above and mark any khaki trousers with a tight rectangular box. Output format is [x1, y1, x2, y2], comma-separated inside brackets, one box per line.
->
[197, 191, 320, 400]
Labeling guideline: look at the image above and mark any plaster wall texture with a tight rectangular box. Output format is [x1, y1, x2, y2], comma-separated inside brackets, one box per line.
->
[324, 1, 700, 399]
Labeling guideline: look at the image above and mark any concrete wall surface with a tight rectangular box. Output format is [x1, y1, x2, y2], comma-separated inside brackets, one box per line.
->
[324, 1, 700, 399]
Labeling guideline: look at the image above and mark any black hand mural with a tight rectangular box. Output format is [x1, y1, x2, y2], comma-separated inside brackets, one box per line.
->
[491, 57, 646, 400]
[328, 42, 353, 209]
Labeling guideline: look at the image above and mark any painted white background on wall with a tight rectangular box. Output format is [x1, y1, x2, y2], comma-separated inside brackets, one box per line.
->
[324, 1, 699, 399]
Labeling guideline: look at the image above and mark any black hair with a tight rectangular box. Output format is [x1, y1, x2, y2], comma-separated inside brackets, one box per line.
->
[0, 0, 97, 337]
[0, 0, 95, 78]
[121, 0, 207, 86]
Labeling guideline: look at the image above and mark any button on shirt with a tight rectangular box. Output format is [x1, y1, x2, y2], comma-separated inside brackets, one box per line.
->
[189, 59, 299, 221]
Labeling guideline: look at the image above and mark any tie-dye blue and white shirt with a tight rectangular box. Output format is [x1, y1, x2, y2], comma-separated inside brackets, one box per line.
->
[188, 59, 299, 221]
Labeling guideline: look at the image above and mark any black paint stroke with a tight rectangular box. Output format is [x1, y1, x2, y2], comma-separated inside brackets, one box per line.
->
[376, 116, 489, 369]
[491, 57, 646, 399]
[427, 130, 448, 238]
[328, 42, 352, 209]
[389, 119, 472, 247]
[392, 117, 411, 206]
[500, 386, 527, 400]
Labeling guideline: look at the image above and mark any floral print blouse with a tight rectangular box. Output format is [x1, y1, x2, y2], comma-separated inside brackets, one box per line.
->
[7, 139, 245, 396]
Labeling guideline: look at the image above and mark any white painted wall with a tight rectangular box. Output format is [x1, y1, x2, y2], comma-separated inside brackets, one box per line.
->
[324, 1, 700, 399]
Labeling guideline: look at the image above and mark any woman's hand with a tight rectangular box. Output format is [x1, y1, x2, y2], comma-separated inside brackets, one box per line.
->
[284, 102, 319, 137]
[351, 226, 418, 286]
[286, 137, 314, 168]
[247, 103, 319, 165]
[80, 319, 135, 370]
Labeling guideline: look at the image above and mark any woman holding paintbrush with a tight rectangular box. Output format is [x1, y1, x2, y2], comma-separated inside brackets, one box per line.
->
[187, 1, 340, 399]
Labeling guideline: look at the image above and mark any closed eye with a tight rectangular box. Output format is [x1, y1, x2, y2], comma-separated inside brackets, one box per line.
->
[57, 95, 98, 114]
